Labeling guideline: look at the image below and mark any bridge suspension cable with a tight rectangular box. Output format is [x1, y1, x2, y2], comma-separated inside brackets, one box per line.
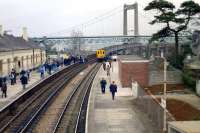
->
[44, 5, 123, 37]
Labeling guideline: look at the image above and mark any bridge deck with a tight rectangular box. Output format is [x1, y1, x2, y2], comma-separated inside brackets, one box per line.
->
[86, 61, 158, 133]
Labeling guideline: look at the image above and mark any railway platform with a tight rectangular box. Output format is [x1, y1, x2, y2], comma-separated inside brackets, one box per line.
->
[0, 67, 62, 109]
[86, 61, 158, 133]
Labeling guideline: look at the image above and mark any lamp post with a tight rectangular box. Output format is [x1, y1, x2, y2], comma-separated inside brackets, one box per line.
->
[163, 57, 167, 132]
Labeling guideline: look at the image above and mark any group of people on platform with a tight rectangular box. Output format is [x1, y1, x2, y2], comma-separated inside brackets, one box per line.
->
[100, 60, 118, 100]
[0, 68, 30, 98]
[38, 55, 87, 79]
[0, 56, 87, 98]
[0, 54, 87, 99]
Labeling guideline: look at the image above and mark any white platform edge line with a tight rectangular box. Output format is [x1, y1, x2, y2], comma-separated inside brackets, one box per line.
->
[85, 64, 101, 133]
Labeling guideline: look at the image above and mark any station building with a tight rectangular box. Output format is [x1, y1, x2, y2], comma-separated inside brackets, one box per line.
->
[0, 26, 46, 76]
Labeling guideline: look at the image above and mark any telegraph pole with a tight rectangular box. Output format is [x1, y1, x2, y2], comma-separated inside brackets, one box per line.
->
[163, 57, 167, 132]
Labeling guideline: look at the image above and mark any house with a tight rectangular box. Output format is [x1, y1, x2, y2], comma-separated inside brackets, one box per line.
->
[0, 26, 46, 76]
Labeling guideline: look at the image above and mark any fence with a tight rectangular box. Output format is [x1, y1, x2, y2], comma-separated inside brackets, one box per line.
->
[134, 85, 175, 132]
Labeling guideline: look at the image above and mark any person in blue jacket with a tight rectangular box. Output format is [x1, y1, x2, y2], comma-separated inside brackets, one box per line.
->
[20, 74, 28, 89]
[109, 81, 117, 100]
[100, 78, 107, 94]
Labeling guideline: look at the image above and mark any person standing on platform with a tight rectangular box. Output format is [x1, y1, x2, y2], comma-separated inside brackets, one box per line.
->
[47, 64, 52, 75]
[1, 81, 7, 98]
[26, 69, 30, 81]
[109, 81, 117, 100]
[20, 74, 28, 89]
[106, 65, 110, 76]
[11, 69, 17, 84]
[9, 73, 15, 85]
[100, 78, 107, 94]
[39, 65, 45, 79]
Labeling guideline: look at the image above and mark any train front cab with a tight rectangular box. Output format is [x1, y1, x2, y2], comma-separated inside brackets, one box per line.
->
[96, 49, 105, 62]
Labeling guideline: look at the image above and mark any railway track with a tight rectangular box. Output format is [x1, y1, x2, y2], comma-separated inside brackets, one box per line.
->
[0, 59, 96, 133]
[18, 63, 100, 133]
[53, 63, 100, 133]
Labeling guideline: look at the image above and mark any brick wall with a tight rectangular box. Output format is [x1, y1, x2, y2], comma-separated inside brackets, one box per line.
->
[119, 60, 149, 87]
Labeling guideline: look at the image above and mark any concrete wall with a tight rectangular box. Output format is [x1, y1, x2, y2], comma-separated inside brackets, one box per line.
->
[119, 60, 149, 87]
[135, 86, 175, 132]
[149, 70, 182, 86]
[0, 49, 46, 76]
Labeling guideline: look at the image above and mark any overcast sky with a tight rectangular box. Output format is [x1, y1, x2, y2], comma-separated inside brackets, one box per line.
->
[0, 0, 199, 37]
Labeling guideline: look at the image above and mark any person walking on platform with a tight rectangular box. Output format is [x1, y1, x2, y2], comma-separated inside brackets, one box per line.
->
[39, 65, 45, 79]
[20, 74, 28, 89]
[109, 81, 117, 100]
[1, 81, 7, 98]
[100, 78, 107, 94]
[106, 65, 110, 76]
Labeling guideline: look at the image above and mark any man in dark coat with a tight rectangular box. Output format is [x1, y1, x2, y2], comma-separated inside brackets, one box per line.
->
[9, 73, 15, 85]
[1, 81, 7, 98]
[11, 69, 17, 84]
[20, 75, 28, 89]
[109, 81, 117, 100]
[100, 78, 107, 94]
[47, 64, 52, 75]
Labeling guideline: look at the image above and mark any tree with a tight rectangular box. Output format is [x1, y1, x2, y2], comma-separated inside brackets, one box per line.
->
[70, 29, 83, 55]
[144, 0, 200, 63]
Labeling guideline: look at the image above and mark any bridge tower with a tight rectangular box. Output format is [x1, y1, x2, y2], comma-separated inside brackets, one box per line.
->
[123, 3, 139, 36]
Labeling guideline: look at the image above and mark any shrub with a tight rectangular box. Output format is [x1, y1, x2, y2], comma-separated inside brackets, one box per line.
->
[182, 71, 196, 91]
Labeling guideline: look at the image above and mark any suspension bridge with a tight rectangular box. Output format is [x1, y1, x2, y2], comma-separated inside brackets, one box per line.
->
[31, 3, 190, 53]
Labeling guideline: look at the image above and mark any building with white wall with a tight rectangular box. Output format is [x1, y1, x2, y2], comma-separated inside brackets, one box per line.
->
[0, 26, 46, 76]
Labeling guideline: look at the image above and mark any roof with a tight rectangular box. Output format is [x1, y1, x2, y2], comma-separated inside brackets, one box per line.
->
[168, 121, 200, 133]
[0, 34, 41, 52]
[118, 55, 149, 63]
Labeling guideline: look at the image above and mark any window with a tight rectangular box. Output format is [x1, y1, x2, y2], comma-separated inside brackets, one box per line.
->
[18, 61, 21, 68]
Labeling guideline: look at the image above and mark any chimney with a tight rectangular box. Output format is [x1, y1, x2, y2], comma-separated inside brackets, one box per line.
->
[0, 25, 3, 36]
[22, 27, 28, 41]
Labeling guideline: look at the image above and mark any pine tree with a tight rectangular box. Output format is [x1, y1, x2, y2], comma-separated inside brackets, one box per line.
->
[144, 0, 200, 64]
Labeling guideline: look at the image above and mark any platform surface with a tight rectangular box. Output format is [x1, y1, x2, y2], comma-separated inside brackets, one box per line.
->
[0, 67, 62, 109]
[86, 61, 158, 133]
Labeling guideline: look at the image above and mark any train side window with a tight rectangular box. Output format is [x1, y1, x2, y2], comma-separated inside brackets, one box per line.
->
[103, 51, 104, 54]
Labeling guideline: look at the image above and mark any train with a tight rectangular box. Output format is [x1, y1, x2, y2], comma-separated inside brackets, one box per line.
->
[96, 49, 106, 62]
